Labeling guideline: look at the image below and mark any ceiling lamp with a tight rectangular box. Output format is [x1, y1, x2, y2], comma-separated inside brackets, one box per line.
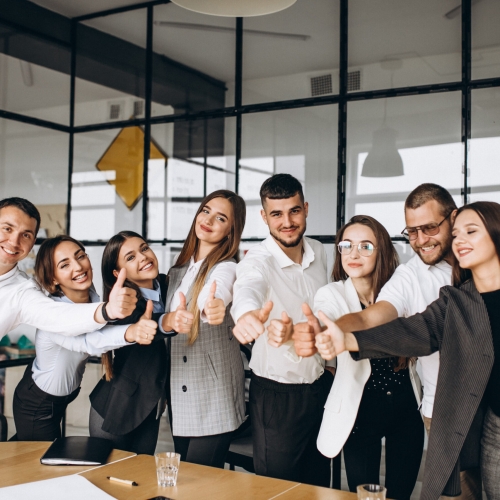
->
[361, 127, 404, 177]
[170, 0, 297, 17]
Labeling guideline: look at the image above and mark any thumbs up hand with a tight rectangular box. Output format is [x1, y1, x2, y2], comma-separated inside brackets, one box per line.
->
[267, 311, 293, 348]
[105, 268, 138, 320]
[124, 300, 158, 344]
[233, 301, 274, 345]
[292, 303, 322, 357]
[315, 311, 347, 361]
[162, 292, 195, 334]
[204, 281, 226, 325]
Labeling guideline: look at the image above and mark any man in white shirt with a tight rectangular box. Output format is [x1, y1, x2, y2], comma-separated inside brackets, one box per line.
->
[294, 183, 481, 500]
[0, 197, 137, 335]
[231, 174, 333, 487]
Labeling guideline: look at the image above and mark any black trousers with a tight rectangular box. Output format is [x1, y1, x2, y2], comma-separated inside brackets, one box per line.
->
[249, 370, 334, 487]
[173, 431, 233, 469]
[13, 363, 80, 441]
[343, 385, 424, 500]
[89, 405, 161, 455]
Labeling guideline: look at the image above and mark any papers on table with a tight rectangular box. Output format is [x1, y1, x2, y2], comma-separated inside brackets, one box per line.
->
[0, 474, 116, 500]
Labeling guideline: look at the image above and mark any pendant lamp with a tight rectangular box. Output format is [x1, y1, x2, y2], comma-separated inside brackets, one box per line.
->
[170, 0, 297, 17]
[361, 127, 404, 177]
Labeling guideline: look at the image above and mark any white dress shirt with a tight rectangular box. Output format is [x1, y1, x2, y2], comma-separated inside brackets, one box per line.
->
[0, 265, 103, 336]
[231, 236, 328, 384]
[169, 258, 236, 321]
[377, 254, 452, 418]
[32, 289, 130, 396]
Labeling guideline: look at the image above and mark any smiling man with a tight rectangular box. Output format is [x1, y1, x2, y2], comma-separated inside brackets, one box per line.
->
[231, 174, 332, 487]
[0, 197, 136, 336]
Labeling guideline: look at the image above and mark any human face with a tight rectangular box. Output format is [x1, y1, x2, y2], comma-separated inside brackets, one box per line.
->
[0, 206, 37, 274]
[114, 237, 158, 289]
[53, 241, 93, 297]
[195, 197, 233, 249]
[261, 194, 308, 249]
[404, 199, 454, 265]
[452, 209, 499, 274]
[340, 224, 378, 280]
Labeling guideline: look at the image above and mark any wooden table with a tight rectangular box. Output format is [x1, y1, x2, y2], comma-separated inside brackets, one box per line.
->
[0, 442, 134, 488]
[0, 443, 357, 499]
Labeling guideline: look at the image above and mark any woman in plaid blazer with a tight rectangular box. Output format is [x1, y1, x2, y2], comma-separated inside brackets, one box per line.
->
[163, 190, 247, 469]
[316, 201, 500, 500]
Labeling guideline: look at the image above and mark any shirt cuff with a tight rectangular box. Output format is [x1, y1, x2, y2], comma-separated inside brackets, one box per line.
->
[158, 314, 175, 334]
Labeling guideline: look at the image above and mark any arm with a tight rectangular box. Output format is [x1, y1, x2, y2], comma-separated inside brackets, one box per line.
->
[335, 300, 398, 332]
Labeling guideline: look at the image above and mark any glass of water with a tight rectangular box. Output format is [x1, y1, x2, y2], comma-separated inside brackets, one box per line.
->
[155, 452, 181, 487]
[357, 484, 386, 500]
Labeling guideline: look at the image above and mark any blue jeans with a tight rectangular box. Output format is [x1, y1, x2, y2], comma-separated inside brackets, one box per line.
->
[481, 407, 500, 500]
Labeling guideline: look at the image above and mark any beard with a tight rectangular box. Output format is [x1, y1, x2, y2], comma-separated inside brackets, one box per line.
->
[270, 225, 306, 248]
[414, 232, 453, 266]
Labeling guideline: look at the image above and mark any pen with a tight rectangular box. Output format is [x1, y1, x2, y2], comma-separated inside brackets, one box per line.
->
[107, 476, 138, 486]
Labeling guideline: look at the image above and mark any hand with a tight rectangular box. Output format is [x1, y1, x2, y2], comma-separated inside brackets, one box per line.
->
[106, 268, 138, 320]
[315, 311, 347, 360]
[233, 301, 273, 344]
[292, 303, 322, 357]
[204, 281, 226, 325]
[166, 292, 194, 334]
[124, 300, 157, 344]
[267, 311, 293, 348]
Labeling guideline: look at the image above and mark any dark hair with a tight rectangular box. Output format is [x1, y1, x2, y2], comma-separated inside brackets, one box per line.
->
[404, 183, 457, 218]
[0, 197, 41, 235]
[259, 173, 304, 206]
[101, 230, 146, 380]
[34, 235, 86, 297]
[452, 201, 500, 287]
[174, 189, 246, 344]
[333, 215, 399, 301]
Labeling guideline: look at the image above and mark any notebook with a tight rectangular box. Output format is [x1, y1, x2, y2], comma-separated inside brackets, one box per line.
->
[40, 437, 112, 466]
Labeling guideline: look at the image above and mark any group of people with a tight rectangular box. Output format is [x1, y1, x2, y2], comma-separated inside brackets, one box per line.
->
[1, 174, 499, 500]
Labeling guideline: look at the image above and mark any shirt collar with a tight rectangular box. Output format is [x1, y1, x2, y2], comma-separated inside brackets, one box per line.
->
[263, 235, 315, 270]
[0, 265, 19, 283]
[415, 254, 452, 272]
[53, 285, 101, 304]
[139, 279, 161, 302]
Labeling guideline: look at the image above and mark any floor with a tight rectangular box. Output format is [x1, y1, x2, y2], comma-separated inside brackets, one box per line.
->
[5, 415, 426, 499]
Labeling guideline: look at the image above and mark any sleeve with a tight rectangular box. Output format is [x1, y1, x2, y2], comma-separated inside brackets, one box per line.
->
[230, 258, 269, 323]
[313, 285, 350, 323]
[16, 284, 104, 335]
[376, 264, 414, 317]
[45, 324, 131, 355]
[197, 262, 237, 323]
[352, 290, 448, 361]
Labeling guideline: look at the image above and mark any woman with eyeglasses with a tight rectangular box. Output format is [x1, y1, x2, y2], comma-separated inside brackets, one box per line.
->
[312, 215, 424, 500]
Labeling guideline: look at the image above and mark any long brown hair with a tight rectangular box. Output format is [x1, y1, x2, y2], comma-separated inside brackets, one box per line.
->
[173, 190, 246, 345]
[333, 215, 407, 370]
[452, 201, 500, 287]
[35, 235, 86, 297]
[100, 230, 147, 380]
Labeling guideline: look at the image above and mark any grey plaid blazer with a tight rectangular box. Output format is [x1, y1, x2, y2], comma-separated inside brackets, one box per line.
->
[166, 261, 246, 437]
[353, 280, 494, 500]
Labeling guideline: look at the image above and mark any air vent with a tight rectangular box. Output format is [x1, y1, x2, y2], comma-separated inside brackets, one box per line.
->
[310, 74, 333, 97]
[347, 70, 361, 92]
[108, 101, 124, 121]
[134, 100, 145, 117]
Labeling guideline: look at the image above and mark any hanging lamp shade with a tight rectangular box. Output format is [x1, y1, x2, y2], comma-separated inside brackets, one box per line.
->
[361, 127, 404, 177]
[170, 0, 297, 17]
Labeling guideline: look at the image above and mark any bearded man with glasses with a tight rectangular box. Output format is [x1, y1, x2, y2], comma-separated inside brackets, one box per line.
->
[295, 183, 481, 500]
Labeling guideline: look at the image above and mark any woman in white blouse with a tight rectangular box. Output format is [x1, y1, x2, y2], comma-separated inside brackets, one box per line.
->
[314, 216, 424, 500]
[13, 235, 154, 441]
[163, 190, 247, 468]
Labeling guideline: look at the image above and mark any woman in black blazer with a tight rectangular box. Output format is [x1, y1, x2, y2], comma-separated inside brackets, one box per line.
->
[316, 201, 500, 500]
[89, 231, 182, 455]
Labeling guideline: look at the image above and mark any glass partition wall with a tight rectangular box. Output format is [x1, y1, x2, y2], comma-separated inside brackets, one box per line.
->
[1, 0, 500, 252]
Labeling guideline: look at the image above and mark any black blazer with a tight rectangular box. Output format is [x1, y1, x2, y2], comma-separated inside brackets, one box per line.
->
[352, 280, 494, 500]
[90, 274, 175, 435]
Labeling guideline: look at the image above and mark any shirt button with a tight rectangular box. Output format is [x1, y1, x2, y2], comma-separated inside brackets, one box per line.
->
[182, 385, 187, 392]
[387, 391, 392, 396]
[183, 356, 187, 363]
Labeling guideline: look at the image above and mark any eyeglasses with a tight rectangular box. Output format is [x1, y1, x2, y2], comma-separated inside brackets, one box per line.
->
[401, 212, 452, 241]
[337, 241, 376, 257]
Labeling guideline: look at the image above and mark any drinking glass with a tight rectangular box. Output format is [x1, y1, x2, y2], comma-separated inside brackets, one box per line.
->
[357, 484, 387, 500]
[155, 452, 180, 487]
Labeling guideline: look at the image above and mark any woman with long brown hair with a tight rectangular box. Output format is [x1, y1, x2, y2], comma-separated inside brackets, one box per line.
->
[163, 189, 247, 469]
[313, 215, 424, 500]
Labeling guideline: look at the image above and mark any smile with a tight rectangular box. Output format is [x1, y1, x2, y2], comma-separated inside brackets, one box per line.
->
[457, 248, 472, 256]
[200, 224, 213, 233]
[419, 244, 437, 253]
[73, 272, 88, 282]
[1, 246, 18, 255]
[140, 262, 153, 271]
